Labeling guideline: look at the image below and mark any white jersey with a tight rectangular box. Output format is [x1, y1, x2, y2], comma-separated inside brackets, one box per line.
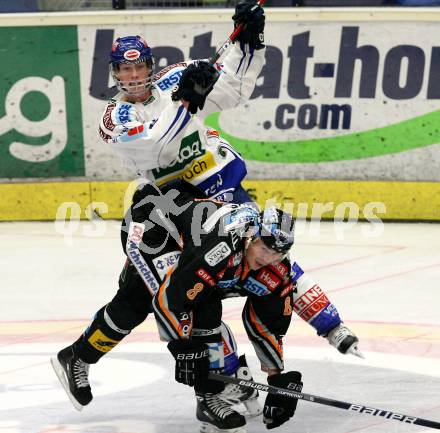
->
[99, 43, 265, 200]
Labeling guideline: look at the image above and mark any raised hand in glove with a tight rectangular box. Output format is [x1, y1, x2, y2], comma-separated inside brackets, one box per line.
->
[326, 324, 364, 358]
[232, 0, 265, 49]
[171, 61, 219, 114]
[263, 371, 303, 430]
[167, 339, 210, 387]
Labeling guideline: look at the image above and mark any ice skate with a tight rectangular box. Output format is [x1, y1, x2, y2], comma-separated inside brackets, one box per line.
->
[219, 355, 262, 417]
[197, 391, 247, 433]
[51, 345, 92, 411]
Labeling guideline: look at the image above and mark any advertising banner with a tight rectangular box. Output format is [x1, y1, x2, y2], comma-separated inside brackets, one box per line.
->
[79, 22, 440, 181]
[1, 17, 440, 182]
[0, 26, 84, 178]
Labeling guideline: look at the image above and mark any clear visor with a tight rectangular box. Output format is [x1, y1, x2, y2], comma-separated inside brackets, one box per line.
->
[110, 58, 155, 96]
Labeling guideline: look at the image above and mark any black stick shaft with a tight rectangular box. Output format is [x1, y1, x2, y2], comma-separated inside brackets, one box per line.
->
[208, 374, 440, 430]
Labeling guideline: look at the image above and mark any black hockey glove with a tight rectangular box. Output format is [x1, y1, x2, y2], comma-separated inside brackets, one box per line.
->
[167, 339, 210, 387]
[232, 0, 265, 49]
[171, 61, 219, 114]
[263, 371, 303, 430]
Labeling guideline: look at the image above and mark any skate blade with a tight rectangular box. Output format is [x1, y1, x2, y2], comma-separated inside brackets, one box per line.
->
[50, 356, 84, 412]
[348, 343, 365, 359]
[199, 422, 246, 433]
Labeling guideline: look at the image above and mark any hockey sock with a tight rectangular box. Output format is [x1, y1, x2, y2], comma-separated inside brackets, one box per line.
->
[74, 305, 131, 363]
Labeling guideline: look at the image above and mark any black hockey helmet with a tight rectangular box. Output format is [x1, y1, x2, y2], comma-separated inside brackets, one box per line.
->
[258, 207, 295, 254]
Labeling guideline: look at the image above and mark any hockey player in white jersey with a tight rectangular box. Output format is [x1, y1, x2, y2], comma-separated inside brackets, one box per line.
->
[53, 0, 266, 421]
[98, 3, 266, 203]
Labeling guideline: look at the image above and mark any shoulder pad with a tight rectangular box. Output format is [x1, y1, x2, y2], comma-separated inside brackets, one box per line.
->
[153, 62, 188, 92]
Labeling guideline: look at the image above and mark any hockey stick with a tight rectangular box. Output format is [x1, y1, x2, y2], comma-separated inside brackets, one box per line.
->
[208, 0, 266, 66]
[208, 373, 440, 430]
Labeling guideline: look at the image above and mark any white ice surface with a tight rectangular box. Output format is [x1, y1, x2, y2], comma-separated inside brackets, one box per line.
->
[0, 220, 439, 433]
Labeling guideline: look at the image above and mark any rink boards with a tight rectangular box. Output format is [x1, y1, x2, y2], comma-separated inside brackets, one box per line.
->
[1, 9, 440, 221]
[0, 179, 439, 221]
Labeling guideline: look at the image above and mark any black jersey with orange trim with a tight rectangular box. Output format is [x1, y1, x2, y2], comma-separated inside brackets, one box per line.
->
[129, 180, 294, 369]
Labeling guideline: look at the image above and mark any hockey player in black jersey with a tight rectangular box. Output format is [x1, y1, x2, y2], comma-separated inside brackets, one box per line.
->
[51, 181, 264, 416]
[150, 192, 301, 433]
[51, 180, 361, 432]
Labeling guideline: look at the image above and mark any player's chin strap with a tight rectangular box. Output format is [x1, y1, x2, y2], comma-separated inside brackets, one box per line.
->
[208, 373, 440, 430]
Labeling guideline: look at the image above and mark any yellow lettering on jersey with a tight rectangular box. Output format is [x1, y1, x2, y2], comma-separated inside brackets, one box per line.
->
[88, 329, 119, 353]
[156, 151, 216, 185]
